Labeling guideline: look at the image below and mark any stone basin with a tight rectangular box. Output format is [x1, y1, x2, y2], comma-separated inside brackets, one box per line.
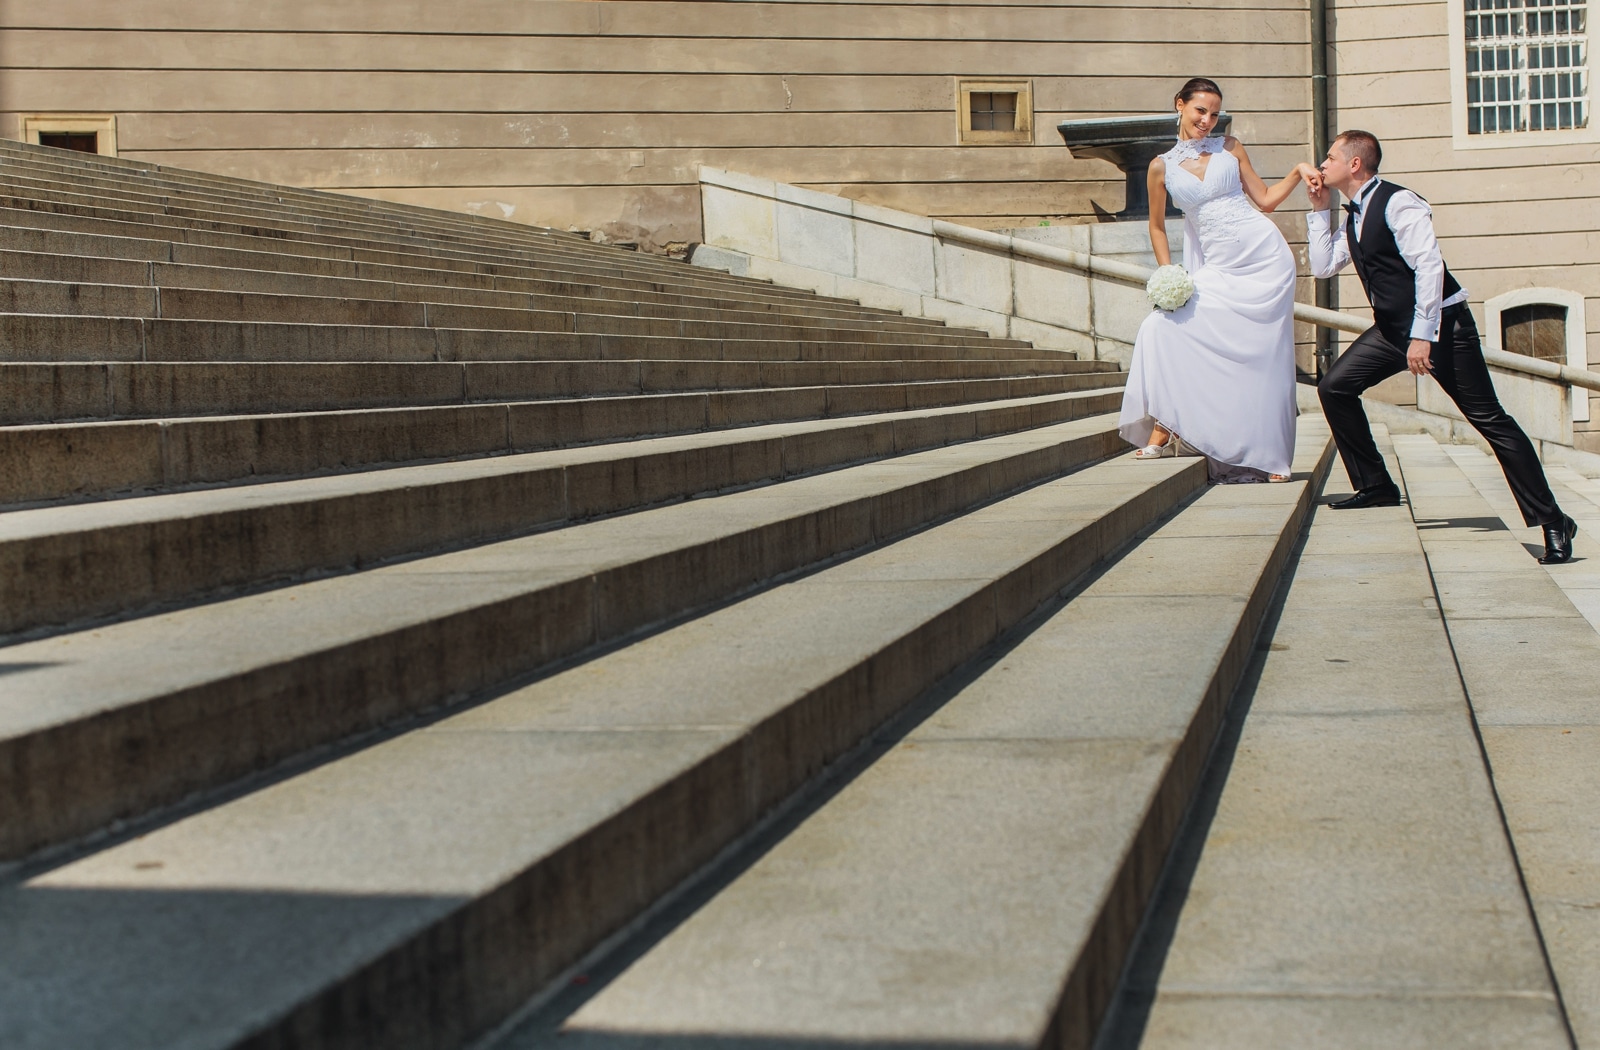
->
[1057, 112, 1233, 220]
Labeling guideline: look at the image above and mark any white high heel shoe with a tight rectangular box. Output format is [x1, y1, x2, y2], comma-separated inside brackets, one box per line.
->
[1134, 431, 1180, 460]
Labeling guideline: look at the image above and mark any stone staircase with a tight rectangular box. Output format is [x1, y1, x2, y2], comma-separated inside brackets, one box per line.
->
[2, 139, 1591, 1050]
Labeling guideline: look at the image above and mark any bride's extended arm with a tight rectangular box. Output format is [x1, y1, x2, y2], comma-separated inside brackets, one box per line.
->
[1147, 158, 1173, 266]
[1228, 138, 1310, 214]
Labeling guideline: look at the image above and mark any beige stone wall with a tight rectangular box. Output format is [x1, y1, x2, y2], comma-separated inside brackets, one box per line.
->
[0, 0, 1314, 250]
[1327, 0, 1600, 446]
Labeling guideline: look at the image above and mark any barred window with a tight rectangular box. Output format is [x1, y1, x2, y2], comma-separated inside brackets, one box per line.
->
[968, 92, 1019, 132]
[1465, 0, 1588, 133]
[955, 79, 1033, 145]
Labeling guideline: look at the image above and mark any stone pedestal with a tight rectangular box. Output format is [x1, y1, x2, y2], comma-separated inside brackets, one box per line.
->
[1056, 113, 1233, 220]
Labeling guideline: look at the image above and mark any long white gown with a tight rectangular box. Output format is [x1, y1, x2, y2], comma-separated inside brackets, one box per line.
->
[1118, 136, 1299, 480]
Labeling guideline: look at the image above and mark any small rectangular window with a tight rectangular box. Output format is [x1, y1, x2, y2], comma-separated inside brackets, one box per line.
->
[969, 92, 1019, 132]
[21, 114, 118, 156]
[956, 79, 1033, 145]
[37, 131, 100, 154]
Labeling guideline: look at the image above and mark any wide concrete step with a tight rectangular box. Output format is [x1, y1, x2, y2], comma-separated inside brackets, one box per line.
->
[0, 157, 696, 270]
[1550, 462, 1600, 510]
[0, 153, 791, 298]
[0, 411, 1130, 865]
[0, 187, 627, 271]
[2, 390, 1119, 639]
[0, 169, 608, 256]
[0, 280, 1011, 349]
[0, 172, 557, 257]
[496, 416, 1333, 1050]
[0, 448, 1206, 1050]
[0, 222, 854, 319]
[1391, 434, 1600, 1048]
[0, 248, 934, 327]
[1442, 445, 1600, 632]
[0, 188, 980, 336]
[1, 384, 1118, 506]
[0, 184, 741, 283]
[0, 312, 1053, 366]
[0, 188, 947, 336]
[1098, 431, 1575, 1049]
[0, 357, 1107, 425]
[0, 205, 925, 327]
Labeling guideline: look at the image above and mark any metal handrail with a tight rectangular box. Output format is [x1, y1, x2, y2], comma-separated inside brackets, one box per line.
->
[931, 219, 1600, 395]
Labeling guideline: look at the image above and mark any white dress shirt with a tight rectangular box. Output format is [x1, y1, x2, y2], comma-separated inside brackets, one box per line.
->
[1305, 176, 1468, 343]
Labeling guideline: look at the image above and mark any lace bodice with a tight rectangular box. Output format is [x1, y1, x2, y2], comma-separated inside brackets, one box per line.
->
[1162, 137, 1259, 245]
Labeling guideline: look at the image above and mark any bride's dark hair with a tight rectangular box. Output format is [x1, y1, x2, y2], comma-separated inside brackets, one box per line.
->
[1175, 77, 1223, 103]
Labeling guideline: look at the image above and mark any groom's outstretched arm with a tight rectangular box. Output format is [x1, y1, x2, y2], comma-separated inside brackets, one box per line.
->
[1304, 181, 1350, 279]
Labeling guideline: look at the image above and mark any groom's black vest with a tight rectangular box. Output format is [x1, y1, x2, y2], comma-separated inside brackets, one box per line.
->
[1346, 179, 1463, 349]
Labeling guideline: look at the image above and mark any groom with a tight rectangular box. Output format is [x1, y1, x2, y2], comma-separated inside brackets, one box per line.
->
[1305, 129, 1576, 564]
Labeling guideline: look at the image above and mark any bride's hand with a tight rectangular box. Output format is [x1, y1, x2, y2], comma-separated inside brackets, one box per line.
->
[1305, 175, 1330, 210]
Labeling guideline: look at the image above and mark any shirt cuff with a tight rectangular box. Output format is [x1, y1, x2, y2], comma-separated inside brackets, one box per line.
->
[1410, 317, 1441, 342]
[1306, 209, 1332, 228]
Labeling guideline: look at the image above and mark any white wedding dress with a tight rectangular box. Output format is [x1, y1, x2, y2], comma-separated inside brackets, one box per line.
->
[1119, 136, 1299, 480]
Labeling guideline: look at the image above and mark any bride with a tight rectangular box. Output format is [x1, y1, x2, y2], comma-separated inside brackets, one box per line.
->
[1119, 77, 1316, 482]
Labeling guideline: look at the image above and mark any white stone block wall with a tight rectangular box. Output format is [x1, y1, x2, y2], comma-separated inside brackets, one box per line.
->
[1418, 370, 1573, 447]
[694, 166, 1182, 365]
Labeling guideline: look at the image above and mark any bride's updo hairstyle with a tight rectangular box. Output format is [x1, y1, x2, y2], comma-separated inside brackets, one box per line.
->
[1175, 77, 1223, 104]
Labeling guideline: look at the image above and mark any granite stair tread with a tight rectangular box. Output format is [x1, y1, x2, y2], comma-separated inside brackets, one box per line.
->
[1095, 429, 1574, 1050]
[0, 447, 1205, 1050]
[0, 384, 1118, 506]
[0, 410, 1129, 864]
[1394, 433, 1600, 1049]
[489, 416, 1333, 1050]
[0, 388, 1120, 638]
[0, 356, 1108, 426]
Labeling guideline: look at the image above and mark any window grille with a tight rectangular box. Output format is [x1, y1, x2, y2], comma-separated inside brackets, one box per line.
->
[1465, 0, 1588, 133]
[955, 79, 1033, 145]
[969, 92, 1019, 132]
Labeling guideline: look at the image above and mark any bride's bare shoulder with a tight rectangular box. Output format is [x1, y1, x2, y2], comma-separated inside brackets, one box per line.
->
[1222, 135, 1246, 153]
[1149, 155, 1167, 172]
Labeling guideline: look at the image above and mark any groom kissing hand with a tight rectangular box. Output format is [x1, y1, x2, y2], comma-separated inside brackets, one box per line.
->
[1303, 130, 1577, 564]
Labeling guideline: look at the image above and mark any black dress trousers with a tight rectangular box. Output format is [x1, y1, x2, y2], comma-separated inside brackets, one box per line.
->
[1317, 304, 1561, 526]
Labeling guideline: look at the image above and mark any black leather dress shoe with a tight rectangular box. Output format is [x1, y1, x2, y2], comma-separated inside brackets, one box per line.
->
[1539, 514, 1578, 564]
[1328, 483, 1402, 510]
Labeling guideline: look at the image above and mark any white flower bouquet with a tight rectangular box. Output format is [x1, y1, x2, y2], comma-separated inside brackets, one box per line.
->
[1146, 264, 1194, 311]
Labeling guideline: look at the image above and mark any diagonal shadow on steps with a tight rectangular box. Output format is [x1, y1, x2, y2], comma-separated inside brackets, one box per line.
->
[1413, 515, 1510, 533]
[0, 662, 58, 678]
[0, 884, 460, 1050]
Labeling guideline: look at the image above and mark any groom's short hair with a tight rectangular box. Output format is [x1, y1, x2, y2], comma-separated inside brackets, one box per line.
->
[1334, 130, 1383, 173]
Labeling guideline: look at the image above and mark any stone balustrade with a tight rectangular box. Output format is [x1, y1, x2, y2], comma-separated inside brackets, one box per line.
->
[691, 165, 1181, 366]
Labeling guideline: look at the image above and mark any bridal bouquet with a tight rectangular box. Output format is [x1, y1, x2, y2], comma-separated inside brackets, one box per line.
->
[1146, 265, 1194, 311]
